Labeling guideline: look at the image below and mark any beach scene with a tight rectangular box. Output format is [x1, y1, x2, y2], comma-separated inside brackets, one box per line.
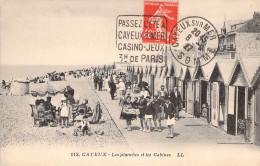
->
[1, 0, 260, 166]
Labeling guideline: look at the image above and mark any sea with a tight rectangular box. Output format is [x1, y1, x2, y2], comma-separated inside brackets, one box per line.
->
[0, 65, 90, 81]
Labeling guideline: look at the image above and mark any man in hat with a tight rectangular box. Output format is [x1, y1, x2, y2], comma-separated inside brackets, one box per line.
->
[64, 85, 75, 104]
[144, 96, 154, 132]
[138, 94, 147, 131]
[109, 79, 117, 100]
[153, 93, 163, 132]
[170, 86, 182, 119]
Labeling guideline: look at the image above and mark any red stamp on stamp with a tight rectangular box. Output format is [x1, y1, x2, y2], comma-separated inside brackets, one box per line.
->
[143, 1, 178, 44]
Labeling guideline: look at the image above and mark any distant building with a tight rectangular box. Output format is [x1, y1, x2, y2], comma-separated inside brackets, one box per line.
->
[218, 12, 260, 59]
[114, 62, 131, 73]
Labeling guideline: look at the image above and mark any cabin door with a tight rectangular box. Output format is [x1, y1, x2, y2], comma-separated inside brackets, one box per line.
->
[255, 88, 260, 145]
[186, 80, 194, 115]
[211, 82, 219, 127]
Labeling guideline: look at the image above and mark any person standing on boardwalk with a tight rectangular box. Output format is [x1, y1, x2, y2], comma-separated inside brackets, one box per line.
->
[109, 80, 117, 100]
[170, 86, 182, 119]
[158, 85, 168, 98]
[144, 96, 154, 133]
[140, 86, 149, 98]
[120, 96, 136, 131]
[98, 75, 103, 91]
[118, 79, 126, 98]
[138, 94, 147, 131]
[93, 74, 98, 89]
[163, 96, 176, 138]
[153, 93, 163, 132]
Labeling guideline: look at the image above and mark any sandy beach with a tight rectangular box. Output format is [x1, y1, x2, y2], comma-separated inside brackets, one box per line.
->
[0, 77, 129, 150]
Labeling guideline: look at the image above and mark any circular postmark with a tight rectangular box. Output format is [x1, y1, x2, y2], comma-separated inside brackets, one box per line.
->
[169, 16, 219, 67]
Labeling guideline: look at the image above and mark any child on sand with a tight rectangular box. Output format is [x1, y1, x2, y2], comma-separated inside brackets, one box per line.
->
[60, 97, 70, 128]
[74, 113, 91, 136]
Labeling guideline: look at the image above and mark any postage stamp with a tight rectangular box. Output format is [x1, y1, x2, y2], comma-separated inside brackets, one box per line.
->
[169, 16, 219, 67]
[143, 0, 178, 44]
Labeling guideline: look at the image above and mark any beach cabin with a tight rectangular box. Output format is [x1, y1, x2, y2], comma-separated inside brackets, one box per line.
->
[209, 59, 236, 131]
[192, 58, 219, 122]
[149, 65, 157, 95]
[251, 66, 260, 145]
[10, 79, 30, 96]
[183, 67, 196, 115]
[131, 65, 138, 84]
[137, 66, 143, 83]
[153, 65, 162, 93]
[226, 57, 260, 141]
[160, 61, 174, 93]
[161, 63, 169, 91]
[142, 65, 149, 83]
[174, 65, 187, 111]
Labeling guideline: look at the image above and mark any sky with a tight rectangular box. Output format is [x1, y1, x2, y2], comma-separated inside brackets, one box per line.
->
[1, 0, 260, 66]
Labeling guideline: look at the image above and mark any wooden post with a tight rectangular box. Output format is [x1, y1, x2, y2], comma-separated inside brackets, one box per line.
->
[235, 86, 238, 136]
[224, 85, 228, 132]
[252, 90, 255, 143]
[245, 87, 248, 119]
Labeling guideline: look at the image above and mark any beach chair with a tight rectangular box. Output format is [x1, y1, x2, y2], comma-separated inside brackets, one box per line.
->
[91, 102, 102, 124]
[30, 104, 56, 127]
[30, 104, 39, 127]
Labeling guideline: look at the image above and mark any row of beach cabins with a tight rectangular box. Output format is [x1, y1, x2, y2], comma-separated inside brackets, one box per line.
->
[126, 55, 260, 146]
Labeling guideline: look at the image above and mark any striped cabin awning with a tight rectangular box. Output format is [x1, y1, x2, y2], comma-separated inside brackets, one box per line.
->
[151, 65, 158, 75]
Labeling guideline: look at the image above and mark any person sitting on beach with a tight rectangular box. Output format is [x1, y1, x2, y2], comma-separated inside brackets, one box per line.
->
[36, 99, 46, 125]
[74, 110, 91, 136]
[44, 97, 53, 111]
[81, 115, 91, 136]
[35, 99, 41, 109]
[44, 97, 55, 126]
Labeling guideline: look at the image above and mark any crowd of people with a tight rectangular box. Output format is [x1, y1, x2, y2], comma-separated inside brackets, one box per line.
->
[118, 84, 182, 139]
[31, 85, 102, 136]
[89, 69, 183, 139]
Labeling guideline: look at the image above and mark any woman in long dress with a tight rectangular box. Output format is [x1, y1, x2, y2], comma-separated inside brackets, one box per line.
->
[103, 76, 109, 91]
[120, 96, 136, 131]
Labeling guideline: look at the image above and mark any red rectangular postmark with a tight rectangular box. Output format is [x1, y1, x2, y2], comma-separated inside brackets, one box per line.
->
[143, 0, 178, 44]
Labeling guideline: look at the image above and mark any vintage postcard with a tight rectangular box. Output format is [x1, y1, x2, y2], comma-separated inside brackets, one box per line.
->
[1, 0, 260, 165]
